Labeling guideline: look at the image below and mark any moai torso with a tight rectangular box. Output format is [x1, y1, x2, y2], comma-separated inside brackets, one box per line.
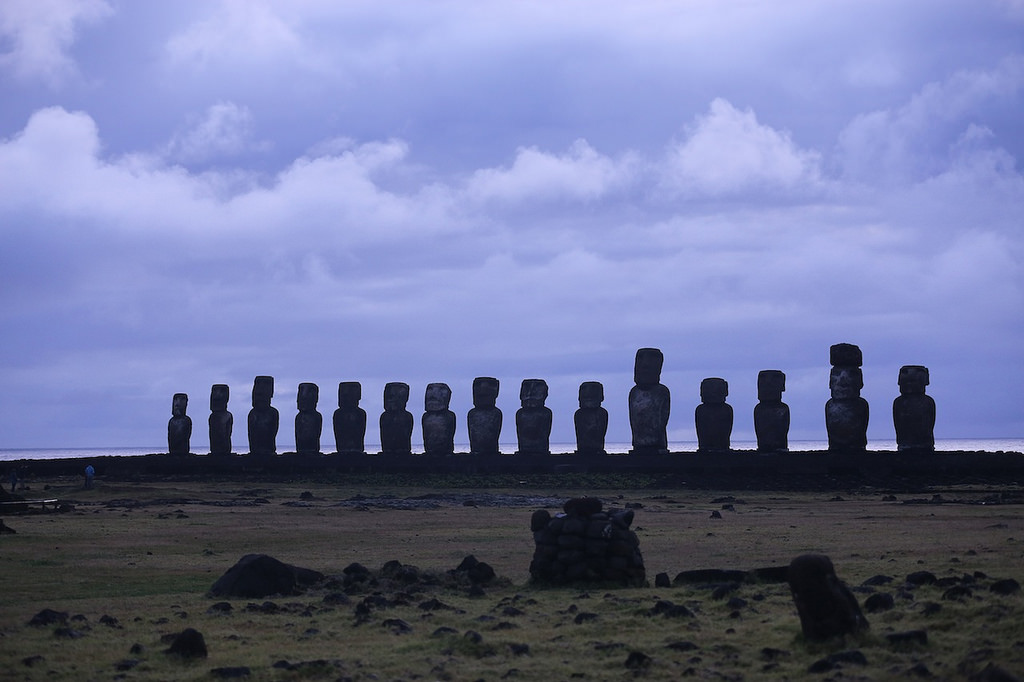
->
[696, 378, 732, 451]
[825, 344, 868, 451]
[333, 382, 367, 454]
[422, 382, 456, 455]
[208, 384, 233, 456]
[754, 370, 789, 452]
[168, 393, 192, 455]
[467, 377, 502, 455]
[574, 381, 608, 455]
[893, 365, 935, 451]
[516, 379, 552, 455]
[629, 348, 670, 454]
[379, 382, 413, 455]
[248, 375, 279, 456]
[294, 382, 322, 455]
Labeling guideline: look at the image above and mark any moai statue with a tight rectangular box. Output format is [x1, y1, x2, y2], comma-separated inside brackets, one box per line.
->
[294, 382, 322, 456]
[467, 377, 502, 455]
[208, 384, 233, 456]
[333, 381, 367, 455]
[422, 382, 456, 455]
[825, 344, 869, 451]
[248, 375, 279, 456]
[695, 378, 732, 451]
[379, 382, 413, 455]
[516, 379, 552, 455]
[167, 393, 192, 455]
[893, 365, 935, 451]
[574, 381, 608, 455]
[754, 370, 789, 452]
[629, 348, 671, 454]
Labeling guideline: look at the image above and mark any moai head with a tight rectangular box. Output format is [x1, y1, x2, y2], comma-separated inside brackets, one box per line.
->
[210, 384, 229, 411]
[425, 383, 452, 412]
[634, 348, 664, 387]
[757, 370, 786, 402]
[829, 366, 863, 400]
[383, 382, 410, 411]
[338, 381, 361, 407]
[472, 377, 499, 408]
[252, 376, 274, 408]
[520, 379, 549, 408]
[172, 393, 188, 417]
[830, 343, 863, 368]
[579, 381, 604, 409]
[700, 378, 728, 404]
[297, 382, 319, 411]
[898, 365, 929, 395]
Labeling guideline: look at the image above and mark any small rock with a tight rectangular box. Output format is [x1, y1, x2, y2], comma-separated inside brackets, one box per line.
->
[165, 628, 208, 659]
[886, 629, 928, 647]
[210, 666, 251, 678]
[864, 593, 895, 613]
[624, 651, 652, 669]
[990, 579, 1021, 596]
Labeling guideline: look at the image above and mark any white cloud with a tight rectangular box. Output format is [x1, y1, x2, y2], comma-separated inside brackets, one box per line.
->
[0, 0, 111, 85]
[164, 102, 261, 164]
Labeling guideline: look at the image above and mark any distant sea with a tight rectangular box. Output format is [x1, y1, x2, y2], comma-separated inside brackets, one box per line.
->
[2, 439, 1022, 462]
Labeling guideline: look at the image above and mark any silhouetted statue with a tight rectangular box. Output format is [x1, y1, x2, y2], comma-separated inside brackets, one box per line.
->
[754, 370, 789, 452]
[208, 384, 233, 456]
[825, 344, 868, 451]
[893, 365, 935, 451]
[248, 376, 279, 456]
[379, 382, 413, 455]
[788, 554, 869, 641]
[696, 378, 732, 451]
[333, 381, 366, 455]
[467, 377, 502, 455]
[516, 379, 552, 455]
[629, 348, 670, 454]
[294, 382, 322, 456]
[168, 393, 192, 455]
[422, 383, 456, 455]
[574, 381, 608, 455]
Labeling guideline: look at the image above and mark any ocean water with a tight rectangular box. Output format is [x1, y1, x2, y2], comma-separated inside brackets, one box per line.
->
[2, 438, 1022, 462]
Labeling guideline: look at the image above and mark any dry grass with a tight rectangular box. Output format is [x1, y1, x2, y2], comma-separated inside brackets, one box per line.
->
[1, 475, 1022, 680]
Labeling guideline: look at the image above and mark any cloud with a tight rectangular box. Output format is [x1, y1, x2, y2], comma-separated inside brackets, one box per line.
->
[164, 102, 262, 164]
[0, 0, 111, 86]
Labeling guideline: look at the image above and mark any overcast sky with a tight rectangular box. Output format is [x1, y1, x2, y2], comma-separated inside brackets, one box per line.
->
[2, 0, 1022, 450]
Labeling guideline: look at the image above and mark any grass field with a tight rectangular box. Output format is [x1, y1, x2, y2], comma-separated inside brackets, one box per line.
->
[1, 474, 1022, 680]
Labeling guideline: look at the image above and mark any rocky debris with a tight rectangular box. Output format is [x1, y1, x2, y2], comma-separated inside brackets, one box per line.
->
[864, 592, 895, 612]
[907, 570, 938, 586]
[809, 649, 868, 673]
[28, 608, 68, 627]
[788, 554, 869, 641]
[887, 630, 928, 648]
[165, 627, 208, 659]
[529, 497, 645, 586]
[208, 554, 324, 598]
[624, 650, 652, 669]
[210, 666, 252, 678]
[990, 578, 1021, 595]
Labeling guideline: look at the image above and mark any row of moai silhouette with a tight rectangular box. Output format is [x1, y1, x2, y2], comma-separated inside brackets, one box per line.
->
[166, 345, 936, 456]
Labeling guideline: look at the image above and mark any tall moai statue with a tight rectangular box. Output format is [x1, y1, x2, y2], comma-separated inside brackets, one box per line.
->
[516, 379, 552, 455]
[294, 382, 323, 456]
[248, 375, 279, 456]
[825, 344, 869, 451]
[422, 383, 456, 456]
[629, 348, 671, 455]
[208, 384, 233, 456]
[379, 382, 413, 455]
[333, 381, 367, 455]
[754, 370, 789, 452]
[168, 393, 192, 455]
[696, 378, 733, 451]
[574, 381, 608, 455]
[893, 365, 935, 451]
[467, 377, 502, 455]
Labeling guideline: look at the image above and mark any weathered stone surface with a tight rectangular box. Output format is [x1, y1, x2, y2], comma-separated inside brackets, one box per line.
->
[379, 382, 413, 455]
[826, 344, 869, 452]
[894, 365, 935, 451]
[209, 384, 233, 456]
[247, 376, 279, 456]
[754, 370, 789, 452]
[574, 381, 608, 455]
[422, 383, 456, 456]
[516, 379, 552, 455]
[208, 553, 324, 598]
[467, 377, 502, 455]
[788, 553, 869, 641]
[696, 377, 732, 452]
[629, 348, 670, 454]
[168, 393, 192, 455]
[333, 382, 366, 455]
[294, 382, 322, 456]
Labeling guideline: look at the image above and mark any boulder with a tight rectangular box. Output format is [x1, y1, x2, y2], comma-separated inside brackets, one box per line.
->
[208, 554, 324, 598]
[788, 554, 868, 641]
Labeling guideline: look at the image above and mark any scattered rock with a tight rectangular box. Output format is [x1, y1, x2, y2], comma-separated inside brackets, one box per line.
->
[990, 579, 1021, 595]
[208, 554, 324, 598]
[906, 570, 937, 586]
[788, 554, 869, 641]
[624, 651, 652, 669]
[808, 649, 868, 672]
[648, 600, 693, 619]
[21, 655, 44, 667]
[971, 662, 1023, 682]
[864, 592, 895, 613]
[165, 628, 208, 659]
[210, 666, 252, 678]
[887, 629, 928, 648]
[654, 572, 671, 588]
[943, 585, 973, 601]
[28, 609, 68, 627]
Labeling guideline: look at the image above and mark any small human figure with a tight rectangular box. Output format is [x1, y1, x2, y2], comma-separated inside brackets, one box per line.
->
[754, 370, 790, 452]
[379, 382, 413, 455]
[248, 376, 280, 456]
[333, 382, 367, 455]
[574, 381, 608, 455]
[422, 383, 456, 455]
[167, 393, 192, 455]
[294, 382, 323, 456]
[84, 464, 95, 490]
[629, 348, 671, 454]
[825, 344, 869, 452]
[516, 379, 552, 455]
[208, 384, 233, 456]
[467, 377, 502, 456]
[893, 365, 935, 451]
[695, 378, 732, 451]
[9, 467, 18, 493]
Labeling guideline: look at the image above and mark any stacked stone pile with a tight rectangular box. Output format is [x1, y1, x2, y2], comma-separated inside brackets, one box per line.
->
[529, 497, 645, 586]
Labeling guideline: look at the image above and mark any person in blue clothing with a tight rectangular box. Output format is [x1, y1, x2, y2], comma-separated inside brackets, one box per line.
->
[84, 464, 95, 489]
